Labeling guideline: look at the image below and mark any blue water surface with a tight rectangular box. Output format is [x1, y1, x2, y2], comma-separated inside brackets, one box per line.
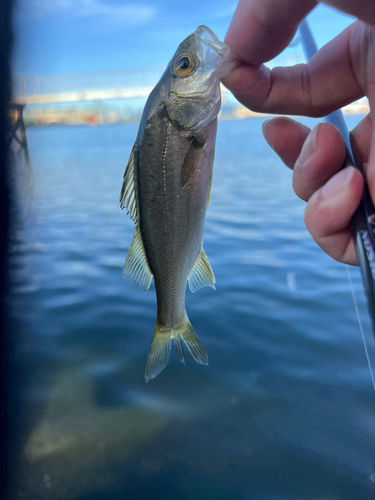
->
[8, 116, 375, 500]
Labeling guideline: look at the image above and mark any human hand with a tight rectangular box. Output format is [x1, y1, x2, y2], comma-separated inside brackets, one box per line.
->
[222, 0, 375, 264]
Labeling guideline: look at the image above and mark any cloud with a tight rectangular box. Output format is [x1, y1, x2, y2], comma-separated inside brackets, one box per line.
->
[16, 0, 156, 27]
[74, 0, 156, 27]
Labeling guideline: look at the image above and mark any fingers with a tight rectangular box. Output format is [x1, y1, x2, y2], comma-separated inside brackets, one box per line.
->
[224, 0, 375, 67]
[263, 117, 371, 195]
[323, 1, 375, 25]
[263, 117, 311, 170]
[263, 117, 370, 264]
[224, 0, 316, 65]
[350, 113, 372, 166]
[222, 22, 365, 117]
[223, 0, 375, 265]
[304, 167, 363, 264]
[264, 119, 347, 200]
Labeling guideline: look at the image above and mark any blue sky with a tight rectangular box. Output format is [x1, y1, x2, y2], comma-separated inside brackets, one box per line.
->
[13, 0, 356, 77]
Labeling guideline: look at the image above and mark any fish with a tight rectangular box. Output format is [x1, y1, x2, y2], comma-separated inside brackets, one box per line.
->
[120, 26, 237, 382]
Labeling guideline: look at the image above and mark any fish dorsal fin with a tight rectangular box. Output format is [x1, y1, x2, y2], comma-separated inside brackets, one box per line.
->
[122, 229, 153, 290]
[181, 136, 204, 188]
[188, 250, 216, 293]
[120, 146, 138, 225]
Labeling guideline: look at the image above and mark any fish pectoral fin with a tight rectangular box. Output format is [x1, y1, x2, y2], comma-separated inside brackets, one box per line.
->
[145, 314, 208, 382]
[181, 136, 204, 188]
[122, 229, 153, 290]
[120, 145, 138, 224]
[188, 250, 216, 293]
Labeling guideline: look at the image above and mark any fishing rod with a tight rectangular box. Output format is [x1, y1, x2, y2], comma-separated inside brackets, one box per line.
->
[299, 20, 375, 337]
[299, 20, 375, 389]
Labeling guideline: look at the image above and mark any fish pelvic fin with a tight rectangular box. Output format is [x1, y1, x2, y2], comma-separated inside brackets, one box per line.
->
[122, 229, 153, 290]
[144, 313, 208, 382]
[120, 145, 138, 225]
[188, 250, 216, 293]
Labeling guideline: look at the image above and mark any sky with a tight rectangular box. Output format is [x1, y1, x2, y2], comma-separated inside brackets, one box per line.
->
[12, 0, 356, 77]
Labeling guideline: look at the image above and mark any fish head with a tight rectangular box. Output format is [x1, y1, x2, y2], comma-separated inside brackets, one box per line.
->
[164, 25, 238, 132]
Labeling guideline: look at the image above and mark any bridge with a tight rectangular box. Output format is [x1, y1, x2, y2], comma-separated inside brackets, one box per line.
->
[13, 67, 166, 105]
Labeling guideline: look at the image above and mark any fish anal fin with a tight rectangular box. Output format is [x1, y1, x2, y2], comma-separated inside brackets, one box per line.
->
[122, 229, 153, 290]
[120, 145, 138, 224]
[144, 314, 208, 382]
[188, 250, 216, 293]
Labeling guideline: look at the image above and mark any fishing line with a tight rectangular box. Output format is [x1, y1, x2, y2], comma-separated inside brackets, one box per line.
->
[346, 265, 375, 390]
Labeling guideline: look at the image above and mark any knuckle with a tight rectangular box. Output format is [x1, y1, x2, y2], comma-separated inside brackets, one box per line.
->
[300, 65, 314, 112]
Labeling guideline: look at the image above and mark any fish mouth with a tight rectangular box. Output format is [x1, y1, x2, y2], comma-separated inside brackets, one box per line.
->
[194, 25, 239, 77]
[195, 25, 228, 58]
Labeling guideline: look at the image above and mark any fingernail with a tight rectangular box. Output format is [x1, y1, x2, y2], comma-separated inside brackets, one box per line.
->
[321, 167, 355, 200]
[298, 125, 319, 165]
[262, 119, 273, 148]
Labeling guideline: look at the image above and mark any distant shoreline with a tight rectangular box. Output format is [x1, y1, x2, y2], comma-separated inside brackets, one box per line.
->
[23, 99, 369, 127]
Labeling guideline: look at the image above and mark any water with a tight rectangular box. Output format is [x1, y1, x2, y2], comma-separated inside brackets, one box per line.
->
[7, 117, 375, 499]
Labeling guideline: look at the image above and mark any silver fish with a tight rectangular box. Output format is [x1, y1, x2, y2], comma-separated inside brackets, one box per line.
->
[120, 26, 236, 382]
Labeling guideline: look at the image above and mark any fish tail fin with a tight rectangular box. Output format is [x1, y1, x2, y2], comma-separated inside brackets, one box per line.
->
[173, 314, 209, 367]
[144, 326, 172, 383]
[144, 313, 208, 383]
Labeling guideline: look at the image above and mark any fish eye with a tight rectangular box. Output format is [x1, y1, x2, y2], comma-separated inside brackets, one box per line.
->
[172, 53, 195, 77]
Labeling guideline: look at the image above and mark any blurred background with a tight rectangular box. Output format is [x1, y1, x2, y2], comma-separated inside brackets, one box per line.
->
[7, 2, 375, 500]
